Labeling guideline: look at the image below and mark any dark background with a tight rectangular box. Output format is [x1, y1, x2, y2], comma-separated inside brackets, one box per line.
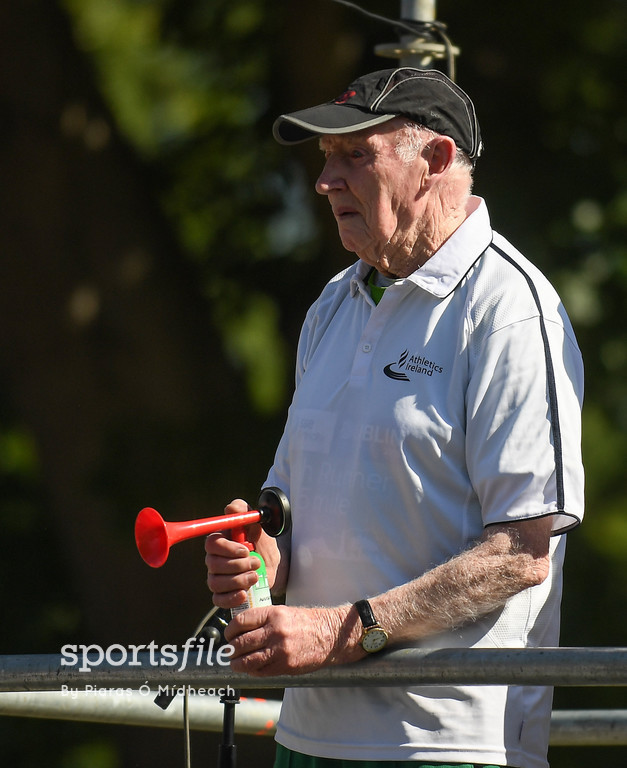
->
[0, 1, 625, 765]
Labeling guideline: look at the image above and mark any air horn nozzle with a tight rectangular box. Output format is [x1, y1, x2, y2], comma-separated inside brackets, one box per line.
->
[134, 487, 290, 568]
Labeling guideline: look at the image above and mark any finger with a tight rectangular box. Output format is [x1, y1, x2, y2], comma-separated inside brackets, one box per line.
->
[211, 587, 254, 611]
[229, 648, 275, 675]
[227, 629, 266, 658]
[223, 606, 270, 642]
[205, 551, 260, 579]
[223, 499, 263, 549]
[225, 624, 274, 672]
[204, 532, 250, 558]
[207, 568, 258, 598]
[224, 497, 250, 512]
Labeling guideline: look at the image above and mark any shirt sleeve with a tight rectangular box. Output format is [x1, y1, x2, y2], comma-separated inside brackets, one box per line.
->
[465, 313, 584, 535]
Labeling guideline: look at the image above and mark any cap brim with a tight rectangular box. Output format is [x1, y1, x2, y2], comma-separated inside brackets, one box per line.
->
[273, 103, 395, 145]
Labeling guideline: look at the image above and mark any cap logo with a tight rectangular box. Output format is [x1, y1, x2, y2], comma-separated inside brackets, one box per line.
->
[334, 89, 356, 105]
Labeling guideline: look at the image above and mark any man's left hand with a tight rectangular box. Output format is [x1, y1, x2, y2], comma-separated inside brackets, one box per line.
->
[223, 604, 363, 676]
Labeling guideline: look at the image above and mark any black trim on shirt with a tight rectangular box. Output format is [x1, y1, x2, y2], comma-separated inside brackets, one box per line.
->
[489, 242, 566, 513]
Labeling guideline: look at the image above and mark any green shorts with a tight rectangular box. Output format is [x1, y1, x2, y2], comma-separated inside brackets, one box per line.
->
[273, 744, 505, 768]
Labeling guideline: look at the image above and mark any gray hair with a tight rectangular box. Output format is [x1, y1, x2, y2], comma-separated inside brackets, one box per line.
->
[395, 121, 474, 175]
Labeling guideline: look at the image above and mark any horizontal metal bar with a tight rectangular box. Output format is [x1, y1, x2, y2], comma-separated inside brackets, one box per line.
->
[550, 709, 627, 746]
[0, 690, 279, 736]
[2, 647, 627, 692]
[1, 690, 627, 747]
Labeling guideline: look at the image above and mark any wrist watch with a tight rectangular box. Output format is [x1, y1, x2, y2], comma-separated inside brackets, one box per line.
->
[354, 599, 388, 653]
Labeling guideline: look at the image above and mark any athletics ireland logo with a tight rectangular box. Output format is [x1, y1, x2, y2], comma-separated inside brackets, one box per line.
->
[383, 349, 411, 381]
[383, 349, 444, 381]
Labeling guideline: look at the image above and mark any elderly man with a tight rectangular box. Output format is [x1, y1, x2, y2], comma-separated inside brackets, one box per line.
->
[206, 68, 584, 768]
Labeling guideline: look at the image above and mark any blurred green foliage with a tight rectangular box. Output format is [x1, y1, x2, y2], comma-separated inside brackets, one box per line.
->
[63, 0, 295, 413]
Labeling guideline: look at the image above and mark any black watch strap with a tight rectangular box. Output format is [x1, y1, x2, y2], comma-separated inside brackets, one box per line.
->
[354, 599, 378, 629]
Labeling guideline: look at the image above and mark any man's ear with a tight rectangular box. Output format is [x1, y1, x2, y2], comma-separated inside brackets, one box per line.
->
[426, 136, 457, 176]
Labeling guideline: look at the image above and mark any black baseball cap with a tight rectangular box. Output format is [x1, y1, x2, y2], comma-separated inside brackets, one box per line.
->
[273, 67, 482, 161]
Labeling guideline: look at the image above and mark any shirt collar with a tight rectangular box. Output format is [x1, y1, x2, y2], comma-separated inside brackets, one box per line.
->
[351, 196, 492, 299]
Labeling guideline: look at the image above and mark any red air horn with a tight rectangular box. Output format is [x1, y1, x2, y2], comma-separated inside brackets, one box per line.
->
[135, 487, 291, 568]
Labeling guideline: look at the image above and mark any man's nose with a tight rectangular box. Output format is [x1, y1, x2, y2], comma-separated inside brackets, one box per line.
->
[315, 160, 346, 195]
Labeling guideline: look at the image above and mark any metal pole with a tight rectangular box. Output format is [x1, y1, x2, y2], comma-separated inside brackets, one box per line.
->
[0, 690, 279, 736]
[374, 0, 459, 75]
[399, 0, 436, 67]
[550, 710, 627, 747]
[402, 0, 436, 18]
[2, 691, 627, 747]
[3, 648, 627, 692]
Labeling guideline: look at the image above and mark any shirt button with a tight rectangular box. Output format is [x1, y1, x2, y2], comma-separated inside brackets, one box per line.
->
[362, 343, 372, 353]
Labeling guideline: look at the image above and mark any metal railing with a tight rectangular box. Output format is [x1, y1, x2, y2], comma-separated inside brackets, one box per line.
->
[1, 647, 627, 747]
[2, 691, 627, 746]
[0, 690, 279, 737]
[2, 647, 627, 690]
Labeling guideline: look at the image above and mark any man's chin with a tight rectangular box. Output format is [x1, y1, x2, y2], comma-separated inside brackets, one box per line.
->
[337, 233, 367, 258]
[338, 240, 359, 257]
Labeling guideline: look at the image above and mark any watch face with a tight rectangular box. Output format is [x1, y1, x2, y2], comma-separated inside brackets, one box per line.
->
[362, 627, 388, 653]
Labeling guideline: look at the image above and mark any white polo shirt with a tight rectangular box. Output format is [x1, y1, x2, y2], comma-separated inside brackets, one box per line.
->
[266, 197, 584, 767]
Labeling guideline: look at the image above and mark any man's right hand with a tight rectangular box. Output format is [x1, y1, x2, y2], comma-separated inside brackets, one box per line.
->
[205, 498, 285, 608]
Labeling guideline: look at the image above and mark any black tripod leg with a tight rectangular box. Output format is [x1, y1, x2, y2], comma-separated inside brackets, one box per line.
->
[217, 688, 240, 768]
